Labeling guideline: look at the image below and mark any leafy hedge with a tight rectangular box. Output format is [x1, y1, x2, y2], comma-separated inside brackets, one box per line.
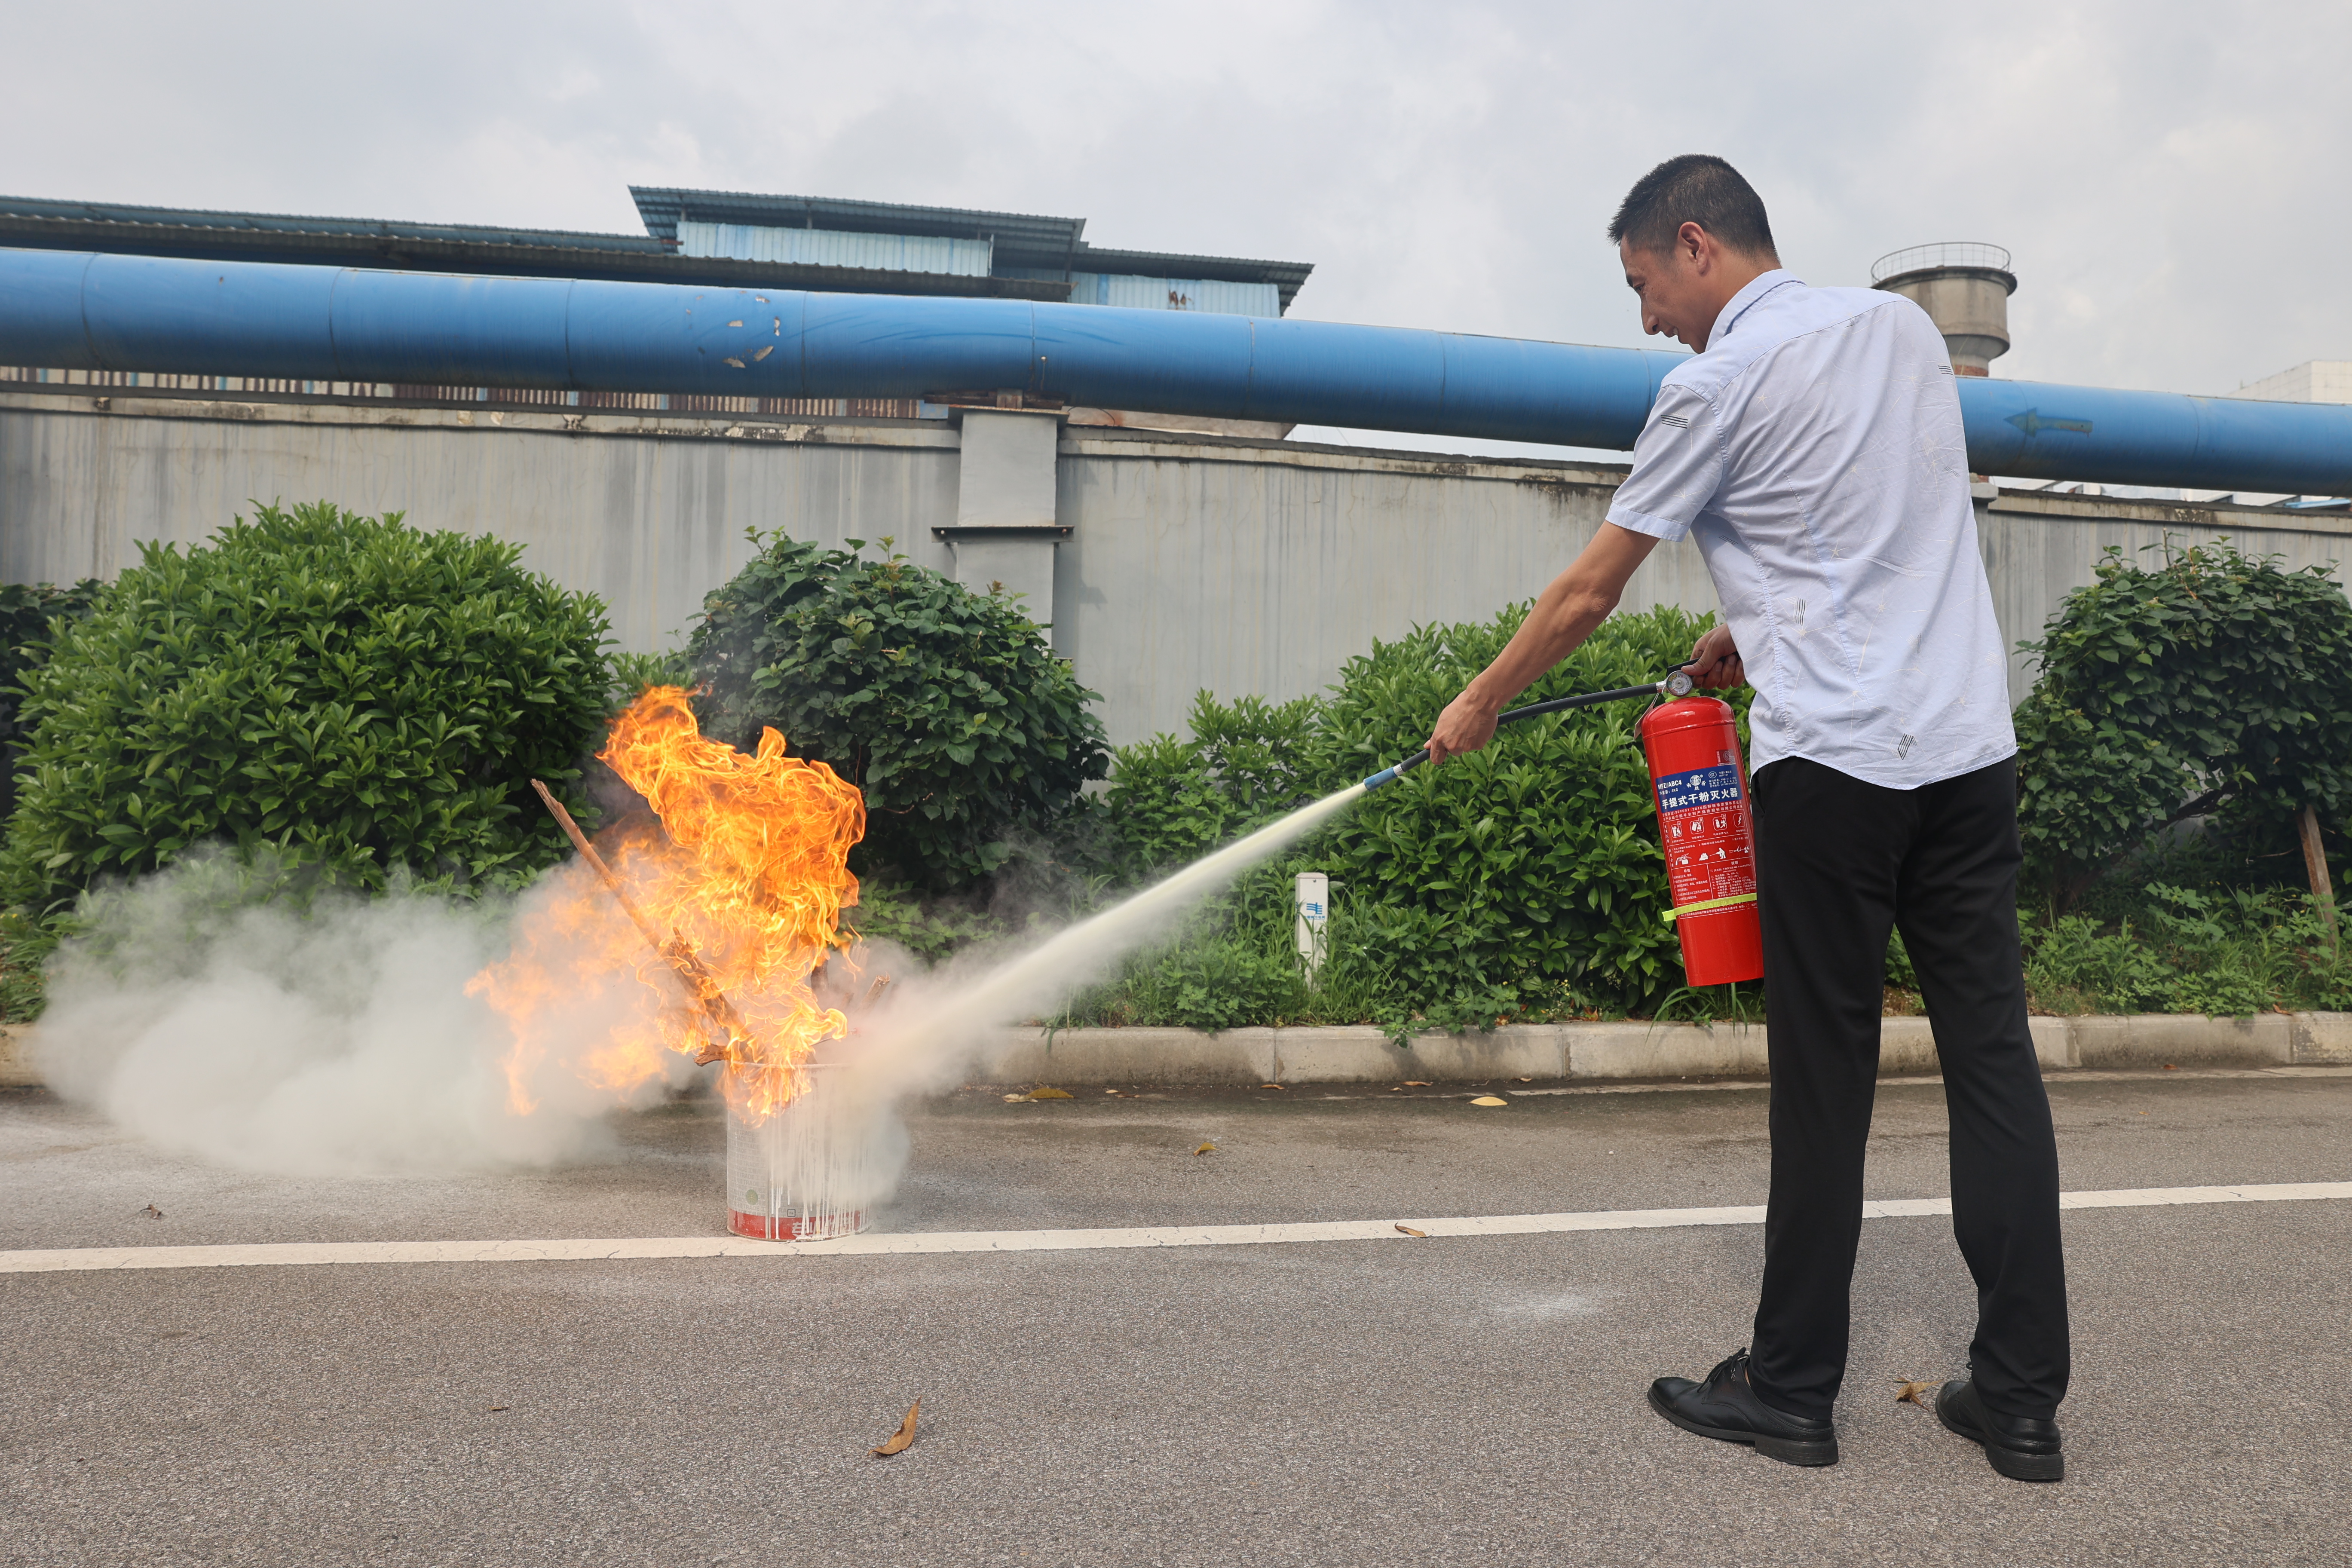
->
[689, 530, 1109, 888]
[1083, 603, 1739, 1027]
[0, 502, 614, 911]
[0, 579, 104, 817]
[2014, 540, 2352, 906]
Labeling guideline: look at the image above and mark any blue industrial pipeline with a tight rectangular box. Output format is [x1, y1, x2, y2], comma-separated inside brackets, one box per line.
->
[2, 248, 2345, 494]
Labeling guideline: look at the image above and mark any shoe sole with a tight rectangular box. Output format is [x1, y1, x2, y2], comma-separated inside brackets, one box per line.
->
[1936, 1396, 2064, 1482]
[1646, 1384, 1838, 1466]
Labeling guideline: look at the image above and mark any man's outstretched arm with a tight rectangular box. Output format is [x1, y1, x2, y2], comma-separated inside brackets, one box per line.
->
[1422, 522, 1660, 764]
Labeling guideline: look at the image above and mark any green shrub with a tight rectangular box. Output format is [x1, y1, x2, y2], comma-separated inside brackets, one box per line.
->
[1064, 918, 1308, 1034]
[842, 876, 1015, 965]
[2014, 541, 2352, 906]
[1102, 693, 1321, 876]
[1305, 605, 1716, 1020]
[608, 648, 691, 710]
[689, 530, 1109, 888]
[0, 502, 614, 912]
[2020, 880, 2346, 1018]
[0, 579, 104, 817]
[2021, 915, 2177, 1013]
[0, 908, 52, 1023]
[1090, 602, 1740, 1026]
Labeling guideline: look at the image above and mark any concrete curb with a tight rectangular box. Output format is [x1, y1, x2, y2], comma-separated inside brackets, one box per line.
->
[3, 1015, 2343, 1093]
[977, 1012, 2346, 1085]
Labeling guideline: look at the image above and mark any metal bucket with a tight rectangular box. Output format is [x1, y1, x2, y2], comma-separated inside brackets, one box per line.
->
[721, 1061, 886, 1241]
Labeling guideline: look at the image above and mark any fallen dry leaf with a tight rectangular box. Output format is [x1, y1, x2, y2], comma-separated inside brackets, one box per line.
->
[1399, 1081, 1431, 1088]
[1514, 1077, 1534, 1083]
[140, 1204, 164, 1220]
[1470, 1096, 1509, 1107]
[1894, 1380, 1937, 1406]
[1029, 1085, 1074, 1099]
[1394, 1224, 1428, 1237]
[872, 1399, 920, 1457]
[1003, 1093, 1031, 1103]
[1259, 1083, 1285, 1090]
[1193, 1142, 1216, 1156]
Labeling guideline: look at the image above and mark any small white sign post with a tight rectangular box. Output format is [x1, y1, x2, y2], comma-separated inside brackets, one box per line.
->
[1295, 871, 1330, 986]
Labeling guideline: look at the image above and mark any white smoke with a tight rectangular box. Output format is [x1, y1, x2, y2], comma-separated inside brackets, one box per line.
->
[30, 851, 690, 1177]
[30, 781, 1365, 1188]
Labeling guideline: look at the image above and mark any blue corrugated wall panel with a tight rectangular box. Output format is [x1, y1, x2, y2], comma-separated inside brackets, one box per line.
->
[1070, 272, 1283, 316]
[676, 221, 994, 277]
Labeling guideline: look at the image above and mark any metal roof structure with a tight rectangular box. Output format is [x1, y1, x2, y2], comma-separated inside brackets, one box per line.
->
[0, 196, 1058, 301]
[630, 187, 1084, 270]
[0, 193, 667, 252]
[1072, 243, 1313, 302]
[0, 190, 1311, 312]
[0, 193, 1068, 300]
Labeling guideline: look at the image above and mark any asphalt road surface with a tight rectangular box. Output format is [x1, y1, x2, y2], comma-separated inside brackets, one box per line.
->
[4, 1067, 2348, 1567]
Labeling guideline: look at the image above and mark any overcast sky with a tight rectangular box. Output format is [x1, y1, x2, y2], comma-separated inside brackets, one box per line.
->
[3, 1, 2344, 459]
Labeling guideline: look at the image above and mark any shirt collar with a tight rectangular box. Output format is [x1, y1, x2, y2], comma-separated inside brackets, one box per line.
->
[1706, 269, 1803, 351]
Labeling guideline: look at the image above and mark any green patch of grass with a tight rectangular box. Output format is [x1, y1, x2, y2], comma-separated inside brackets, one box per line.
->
[2021, 882, 2345, 1018]
[0, 909, 60, 1023]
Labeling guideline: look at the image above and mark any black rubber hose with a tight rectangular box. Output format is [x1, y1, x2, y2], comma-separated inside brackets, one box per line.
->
[1361, 671, 1694, 790]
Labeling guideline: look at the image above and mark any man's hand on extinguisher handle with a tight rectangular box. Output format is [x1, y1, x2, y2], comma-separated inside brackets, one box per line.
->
[1688, 625, 1746, 690]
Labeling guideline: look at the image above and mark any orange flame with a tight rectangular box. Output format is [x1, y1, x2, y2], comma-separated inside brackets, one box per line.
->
[469, 686, 865, 1124]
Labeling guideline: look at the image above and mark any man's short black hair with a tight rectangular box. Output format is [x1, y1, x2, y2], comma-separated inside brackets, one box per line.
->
[1608, 155, 1778, 260]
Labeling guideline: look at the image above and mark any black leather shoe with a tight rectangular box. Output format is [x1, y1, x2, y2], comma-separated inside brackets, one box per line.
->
[1936, 1378, 2064, 1482]
[1647, 1348, 1838, 1466]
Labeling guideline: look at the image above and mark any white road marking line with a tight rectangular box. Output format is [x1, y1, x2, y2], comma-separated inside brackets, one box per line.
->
[1, 1181, 2344, 1274]
[1498, 1066, 2352, 1096]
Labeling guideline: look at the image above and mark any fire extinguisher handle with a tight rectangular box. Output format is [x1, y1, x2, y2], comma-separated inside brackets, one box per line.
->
[1361, 668, 1699, 790]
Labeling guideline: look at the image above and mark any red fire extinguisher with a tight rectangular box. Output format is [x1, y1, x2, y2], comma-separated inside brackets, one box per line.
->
[1638, 693, 1764, 986]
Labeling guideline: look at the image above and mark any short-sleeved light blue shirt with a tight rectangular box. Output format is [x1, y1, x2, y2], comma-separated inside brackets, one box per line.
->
[1605, 270, 2016, 790]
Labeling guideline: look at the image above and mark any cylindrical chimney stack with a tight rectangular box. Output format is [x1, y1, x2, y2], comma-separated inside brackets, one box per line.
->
[1871, 242, 2015, 375]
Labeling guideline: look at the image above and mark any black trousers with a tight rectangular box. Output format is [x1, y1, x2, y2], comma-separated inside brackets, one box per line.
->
[1746, 755, 2069, 1421]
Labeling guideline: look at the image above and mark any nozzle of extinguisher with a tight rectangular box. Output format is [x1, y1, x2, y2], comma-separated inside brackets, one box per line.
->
[1361, 751, 1428, 791]
[1360, 667, 1699, 791]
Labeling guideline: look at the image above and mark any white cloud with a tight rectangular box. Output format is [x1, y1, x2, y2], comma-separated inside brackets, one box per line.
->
[1, 0, 2343, 407]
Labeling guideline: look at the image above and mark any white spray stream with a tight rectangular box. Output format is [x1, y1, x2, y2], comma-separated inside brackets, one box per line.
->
[842, 781, 1369, 1095]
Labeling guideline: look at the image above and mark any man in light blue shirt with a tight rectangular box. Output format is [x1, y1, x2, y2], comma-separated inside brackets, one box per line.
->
[1424, 155, 2067, 1481]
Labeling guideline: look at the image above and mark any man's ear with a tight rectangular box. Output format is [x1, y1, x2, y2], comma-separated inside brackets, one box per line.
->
[1678, 221, 1709, 270]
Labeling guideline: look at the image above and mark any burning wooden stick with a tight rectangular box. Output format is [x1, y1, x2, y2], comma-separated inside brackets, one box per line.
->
[530, 778, 752, 1066]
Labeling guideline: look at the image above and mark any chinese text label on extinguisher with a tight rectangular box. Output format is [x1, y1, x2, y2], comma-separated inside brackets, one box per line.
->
[1655, 764, 1755, 906]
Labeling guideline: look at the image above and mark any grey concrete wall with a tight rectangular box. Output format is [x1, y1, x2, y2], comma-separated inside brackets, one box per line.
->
[0, 393, 962, 653]
[2, 388, 2344, 749]
[1053, 432, 1718, 741]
